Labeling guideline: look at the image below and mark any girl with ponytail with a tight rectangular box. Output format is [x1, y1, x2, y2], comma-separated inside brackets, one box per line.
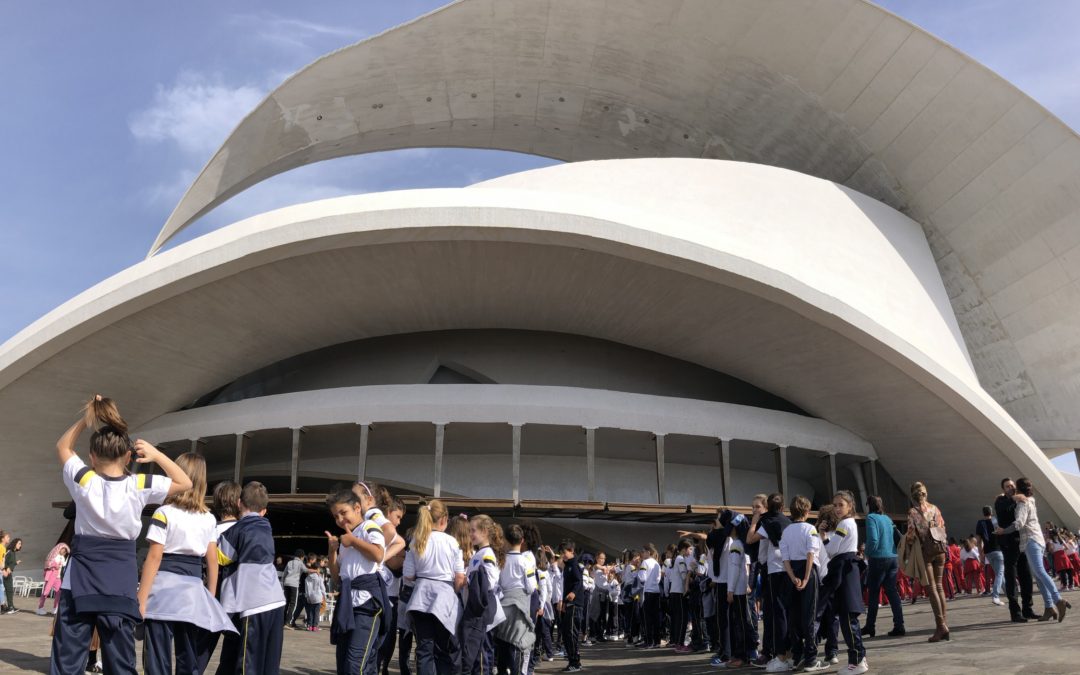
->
[404, 500, 466, 673]
[51, 395, 192, 675]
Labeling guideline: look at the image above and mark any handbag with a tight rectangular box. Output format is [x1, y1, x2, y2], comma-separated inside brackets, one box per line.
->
[920, 507, 948, 557]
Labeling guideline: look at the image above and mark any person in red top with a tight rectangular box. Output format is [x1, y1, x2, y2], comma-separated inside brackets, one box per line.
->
[943, 539, 962, 599]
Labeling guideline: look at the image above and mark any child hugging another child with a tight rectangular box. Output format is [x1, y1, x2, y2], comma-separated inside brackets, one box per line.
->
[215, 481, 287, 675]
[50, 395, 193, 675]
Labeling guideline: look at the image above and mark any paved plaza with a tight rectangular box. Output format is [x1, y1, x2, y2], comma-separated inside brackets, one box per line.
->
[0, 593, 1076, 674]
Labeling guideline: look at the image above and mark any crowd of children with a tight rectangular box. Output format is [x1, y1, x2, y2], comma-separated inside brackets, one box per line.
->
[41, 395, 1080, 674]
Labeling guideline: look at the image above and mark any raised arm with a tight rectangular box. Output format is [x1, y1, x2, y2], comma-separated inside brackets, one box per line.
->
[56, 418, 88, 466]
[133, 440, 192, 494]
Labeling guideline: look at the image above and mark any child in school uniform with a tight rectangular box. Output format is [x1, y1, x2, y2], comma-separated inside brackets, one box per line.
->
[494, 525, 538, 675]
[460, 514, 506, 675]
[326, 488, 389, 675]
[305, 565, 327, 631]
[747, 493, 792, 672]
[780, 495, 823, 672]
[819, 492, 868, 675]
[138, 453, 235, 675]
[50, 396, 192, 675]
[726, 521, 759, 668]
[215, 481, 288, 675]
[638, 544, 662, 650]
[533, 551, 555, 664]
[668, 539, 690, 653]
[404, 500, 466, 674]
[557, 540, 584, 673]
[377, 498, 406, 675]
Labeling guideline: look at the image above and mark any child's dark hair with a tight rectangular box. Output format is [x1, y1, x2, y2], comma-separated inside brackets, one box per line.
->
[83, 396, 131, 462]
[677, 538, 692, 552]
[506, 524, 525, 547]
[767, 492, 785, 514]
[353, 480, 393, 512]
[240, 481, 269, 512]
[212, 480, 241, 520]
[327, 488, 361, 510]
[559, 539, 576, 553]
[520, 522, 543, 555]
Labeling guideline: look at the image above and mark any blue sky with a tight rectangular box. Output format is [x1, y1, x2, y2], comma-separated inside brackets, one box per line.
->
[2, 2, 1078, 470]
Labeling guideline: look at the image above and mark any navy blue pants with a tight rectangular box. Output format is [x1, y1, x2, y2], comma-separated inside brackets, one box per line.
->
[143, 619, 213, 675]
[412, 611, 459, 675]
[560, 604, 581, 668]
[336, 602, 384, 675]
[786, 563, 819, 665]
[214, 608, 283, 675]
[50, 590, 136, 675]
[762, 573, 788, 658]
[377, 598, 398, 673]
[727, 593, 758, 660]
[712, 583, 729, 659]
[460, 615, 493, 675]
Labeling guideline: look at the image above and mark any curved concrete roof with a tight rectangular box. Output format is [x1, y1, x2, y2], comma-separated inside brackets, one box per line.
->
[151, 0, 1080, 454]
[135, 384, 877, 458]
[3, 159, 1077, 531]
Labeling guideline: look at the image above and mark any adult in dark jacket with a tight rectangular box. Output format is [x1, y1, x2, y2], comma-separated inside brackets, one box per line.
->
[994, 478, 1036, 622]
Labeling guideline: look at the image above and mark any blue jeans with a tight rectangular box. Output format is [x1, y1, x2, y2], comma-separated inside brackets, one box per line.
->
[1024, 540, 1061, 610]
[986, 550, 1005, 599]
[864, 557, 904, 630]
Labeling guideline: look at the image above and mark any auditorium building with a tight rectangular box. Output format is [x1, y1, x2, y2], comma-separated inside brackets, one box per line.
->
[3, 0, 1080, 558]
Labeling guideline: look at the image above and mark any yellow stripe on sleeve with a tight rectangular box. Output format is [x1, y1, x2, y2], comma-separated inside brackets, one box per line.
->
[78, 470, 97, 488]
[217, 547, 233, 566]
[152, 510, 168, 525]
[136, 474, 147, 490]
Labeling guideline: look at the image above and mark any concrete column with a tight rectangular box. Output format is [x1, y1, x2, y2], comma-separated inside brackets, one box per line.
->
[825, 452, 838, 498]
[189, 438, 205, 456]
[233, 433, 250, 484]
[867, 458, 880, 496]
[289, 427, 304, 494]
[1075, 449, 1080, 472]
[585, 428, 597, 501]
[512, 424, 522, 504]
[773, 445, 789, 499]
[719, 438, 732, 505]
[357, 424, 370, 481]
[848, 463, 868, 514]
[655, 434, 666, 504]
[433, 423, 445, 498]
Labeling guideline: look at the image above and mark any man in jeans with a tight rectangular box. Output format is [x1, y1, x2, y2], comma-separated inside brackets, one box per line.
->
[976, 506, 1005, 606]
[861, 496, 904, 637]
[994, 479, 1037, 622]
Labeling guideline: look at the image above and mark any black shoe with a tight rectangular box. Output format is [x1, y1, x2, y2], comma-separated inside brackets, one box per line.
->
[562, 666, 582, 673]
[887, 626, 906, 637]
[1010, 613, 1028, 623]
[1022, 609, 1040, 620]
[860, 626, 875, 637]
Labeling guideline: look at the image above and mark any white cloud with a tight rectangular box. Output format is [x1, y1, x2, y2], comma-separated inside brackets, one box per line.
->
[228, 13, 365, 51]
[129, 72, 266, 157]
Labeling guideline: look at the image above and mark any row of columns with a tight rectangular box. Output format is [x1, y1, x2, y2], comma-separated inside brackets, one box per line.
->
[200, 424, 882, 505]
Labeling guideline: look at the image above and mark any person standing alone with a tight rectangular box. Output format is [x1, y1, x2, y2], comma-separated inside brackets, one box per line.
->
[283, 550, 306, 629]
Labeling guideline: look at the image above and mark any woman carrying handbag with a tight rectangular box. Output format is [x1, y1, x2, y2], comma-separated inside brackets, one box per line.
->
[905, 481, 950, 642]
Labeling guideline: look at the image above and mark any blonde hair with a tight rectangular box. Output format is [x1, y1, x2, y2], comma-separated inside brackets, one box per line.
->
[166, 453, 208, 513]
[448, 514, 473, 563]
[412, 499, 448, 557]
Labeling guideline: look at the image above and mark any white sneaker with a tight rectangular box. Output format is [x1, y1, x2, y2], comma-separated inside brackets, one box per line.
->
[765, 658, 793, 673]
[801, 660, 828, 673]
[991, 597, 1004, 606]
[35, 607, 46, 616]
[827, 655, 840, 665]
[844, 659, 869, 675]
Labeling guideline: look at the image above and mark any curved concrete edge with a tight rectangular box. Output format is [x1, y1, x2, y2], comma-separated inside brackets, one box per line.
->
[134, 384, 877, 458]
[3, 189, 1078, 524]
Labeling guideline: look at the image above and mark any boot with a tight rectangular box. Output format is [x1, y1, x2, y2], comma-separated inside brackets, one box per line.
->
[1038, 607, 1058, 622]
[927, 619, 947, 643]
[1055, 599, 1068, 622]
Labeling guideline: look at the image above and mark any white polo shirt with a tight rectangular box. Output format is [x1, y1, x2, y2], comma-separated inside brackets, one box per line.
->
[780, 521, 822, 571]
[146, 504, 216, 556]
